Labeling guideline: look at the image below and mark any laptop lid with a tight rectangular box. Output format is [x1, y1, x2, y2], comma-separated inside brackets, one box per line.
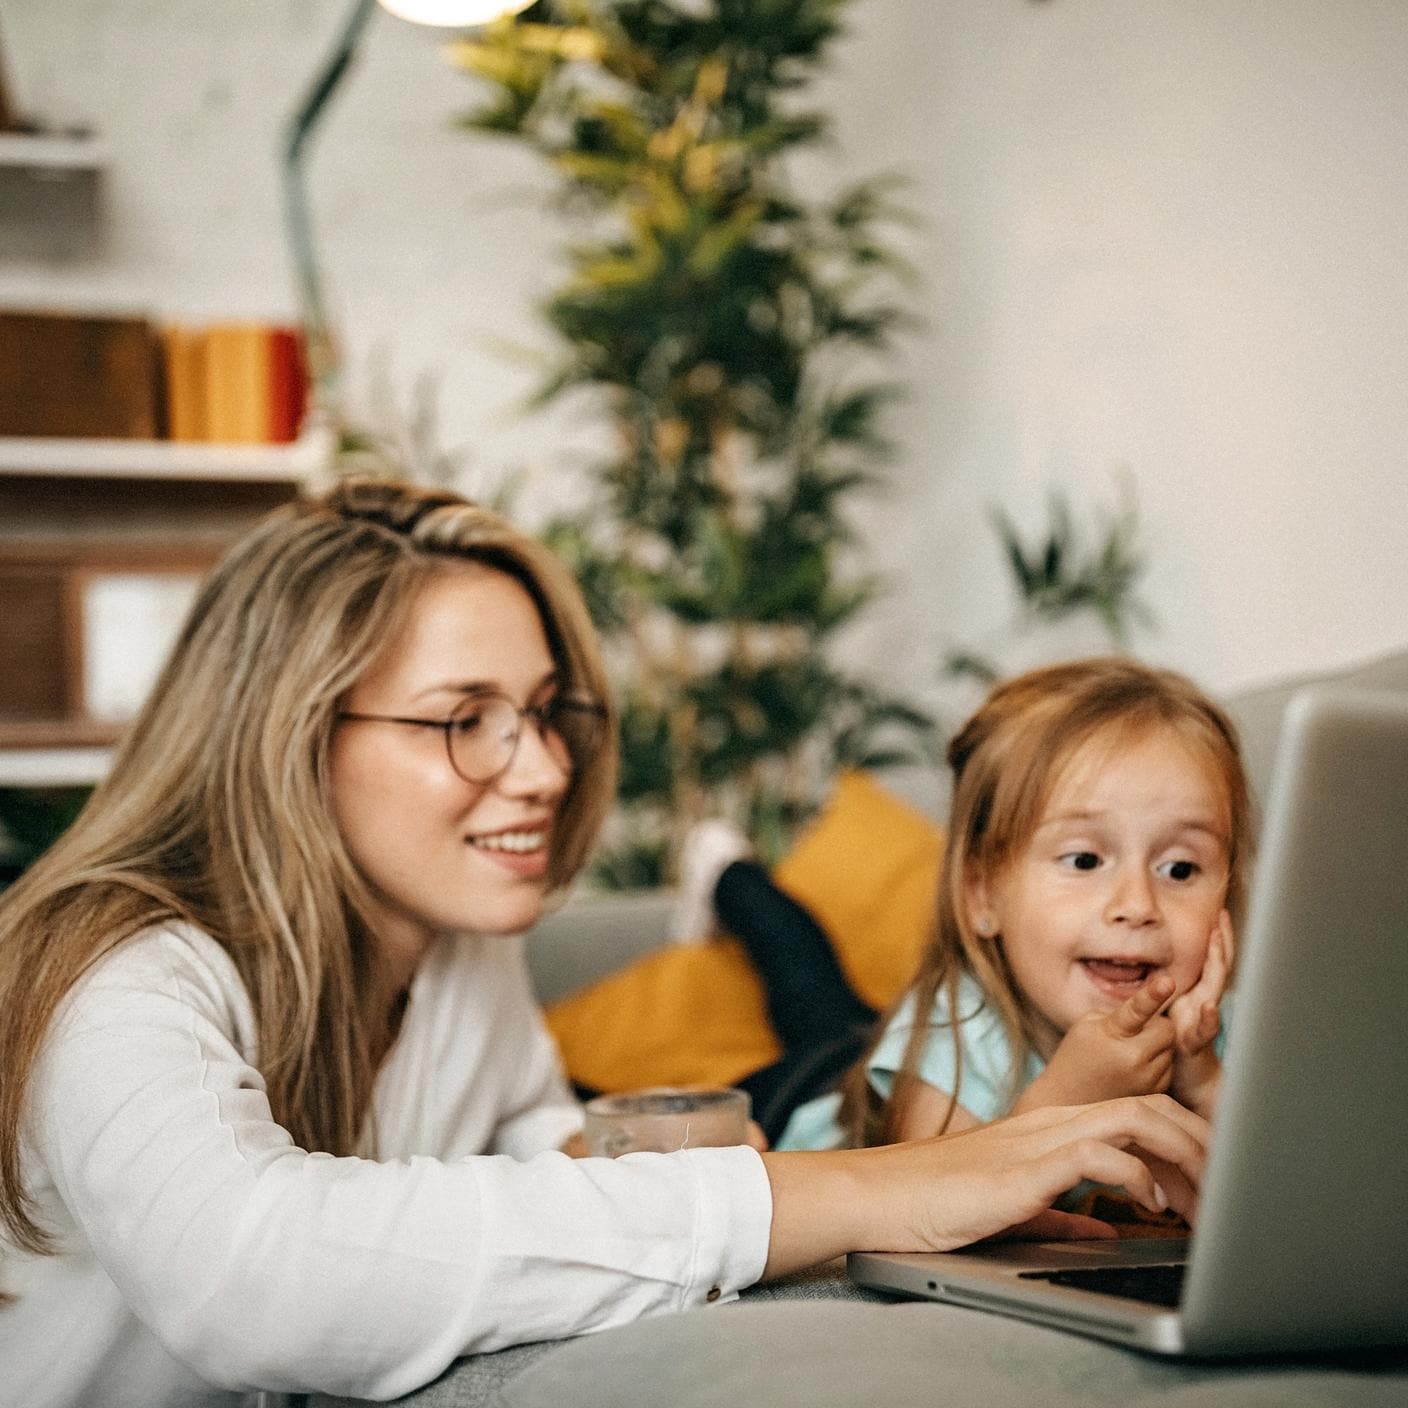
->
[850, 687, 1408, 1356]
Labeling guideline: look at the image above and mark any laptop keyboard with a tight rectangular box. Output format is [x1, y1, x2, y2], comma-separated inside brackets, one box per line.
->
[1018, 1262, 1186, 1308]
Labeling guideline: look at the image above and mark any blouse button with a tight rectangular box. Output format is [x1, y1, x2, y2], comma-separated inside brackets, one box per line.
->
[706, 1286, 721, 1303]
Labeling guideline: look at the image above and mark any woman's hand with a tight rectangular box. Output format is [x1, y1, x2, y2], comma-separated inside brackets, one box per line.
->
[1167, 910, 1233, 1118]
[759, 1094, 1207, 1279]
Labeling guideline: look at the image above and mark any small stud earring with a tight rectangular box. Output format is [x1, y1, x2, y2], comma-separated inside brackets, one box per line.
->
[975, 915, 996, 937]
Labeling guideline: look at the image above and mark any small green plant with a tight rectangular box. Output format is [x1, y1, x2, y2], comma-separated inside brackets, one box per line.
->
[945, 482, 1152, 687]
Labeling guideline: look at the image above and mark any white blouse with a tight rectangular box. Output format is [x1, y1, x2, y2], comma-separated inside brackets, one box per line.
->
[0, 922, 771, 1408]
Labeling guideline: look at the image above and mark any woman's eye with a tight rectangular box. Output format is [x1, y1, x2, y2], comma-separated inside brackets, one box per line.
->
[449, 710, 488, 735]
[1158, 858, 1200, 882]
[1059, 851, 1101, 872]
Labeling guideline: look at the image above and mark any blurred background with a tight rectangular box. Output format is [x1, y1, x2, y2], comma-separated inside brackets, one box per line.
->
[2, 0, 1405, 880]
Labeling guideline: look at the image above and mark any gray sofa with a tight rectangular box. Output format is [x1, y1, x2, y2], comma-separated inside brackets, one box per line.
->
[524, 646, 1408, 1006]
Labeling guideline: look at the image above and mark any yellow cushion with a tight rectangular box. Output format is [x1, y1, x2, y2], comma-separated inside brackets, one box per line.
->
[545, 770, 943, 1092]
[546, 937, 780, 1091]
[771, 770, 942, 1013]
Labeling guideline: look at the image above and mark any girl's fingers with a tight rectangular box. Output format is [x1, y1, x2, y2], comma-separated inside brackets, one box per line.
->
[1171, 912, 1235, 1044]
[1174, 997, 1221, 1053]
[1199, 910, 1233, 996]
[1218, 910, 1237, 972]
[1201, 1001, 1220, 1042]
[1110, 974, 1176, 1035]
[1212, 913, 1233, 979]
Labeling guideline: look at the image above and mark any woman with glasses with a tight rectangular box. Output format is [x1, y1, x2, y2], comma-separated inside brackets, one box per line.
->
[0, 479, 1208, 1408]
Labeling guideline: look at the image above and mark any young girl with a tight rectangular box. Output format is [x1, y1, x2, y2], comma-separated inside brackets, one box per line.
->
[0, 483, 1208, 1408]
[779, 657, 1250, 1152]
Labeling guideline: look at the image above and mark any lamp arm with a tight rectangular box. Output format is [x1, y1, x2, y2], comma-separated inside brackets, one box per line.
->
[282, 0, 379, 415]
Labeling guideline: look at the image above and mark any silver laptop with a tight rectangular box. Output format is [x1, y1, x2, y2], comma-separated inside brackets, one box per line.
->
[849, 687, 1408, 1356]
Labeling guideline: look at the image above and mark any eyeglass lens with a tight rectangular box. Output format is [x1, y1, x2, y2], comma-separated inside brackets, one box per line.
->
[447, 695, 603, 783]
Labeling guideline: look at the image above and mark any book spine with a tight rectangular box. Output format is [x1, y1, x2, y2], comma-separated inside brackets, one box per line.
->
[266, 326, 309, 443]
[0, 310, 162, 439]
[204, 323, 272, 444]
[159, 324, 209, 442]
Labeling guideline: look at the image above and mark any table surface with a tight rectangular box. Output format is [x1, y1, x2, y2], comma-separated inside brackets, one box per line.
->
[307, 1260, 1408, 1408]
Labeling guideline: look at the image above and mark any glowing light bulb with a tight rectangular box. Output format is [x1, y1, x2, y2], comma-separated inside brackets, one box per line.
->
[377, 0, 535, 26]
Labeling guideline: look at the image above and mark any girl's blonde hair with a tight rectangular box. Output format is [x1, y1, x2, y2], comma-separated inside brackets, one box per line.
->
[839, 656, 1251, 1147]
[0, 478, 617, 1255]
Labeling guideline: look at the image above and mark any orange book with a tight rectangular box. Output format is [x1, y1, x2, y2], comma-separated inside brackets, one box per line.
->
[159, 324, 208, 441]
[266, 326, 308, 443]
[204, 323, 271, 443]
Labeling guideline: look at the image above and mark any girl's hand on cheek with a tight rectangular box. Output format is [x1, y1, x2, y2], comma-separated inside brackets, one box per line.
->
[1169, 910, 1234, 1056]
[1168, 911, 1234, 1119]
[1015, 975, 1177, 1111]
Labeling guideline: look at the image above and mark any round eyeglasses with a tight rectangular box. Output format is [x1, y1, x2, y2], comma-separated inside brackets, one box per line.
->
[338, 692, 608, 785]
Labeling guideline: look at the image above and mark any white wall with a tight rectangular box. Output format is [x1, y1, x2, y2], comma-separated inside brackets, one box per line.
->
[4, 0, 1406, 715]
[828, 0, 1408, 702]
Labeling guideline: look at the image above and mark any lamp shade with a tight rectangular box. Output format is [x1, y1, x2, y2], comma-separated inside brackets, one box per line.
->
[376, 0, 535, 24]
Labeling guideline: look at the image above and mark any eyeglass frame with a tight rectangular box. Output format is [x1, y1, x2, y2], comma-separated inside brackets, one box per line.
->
[336, 690, 609, 785]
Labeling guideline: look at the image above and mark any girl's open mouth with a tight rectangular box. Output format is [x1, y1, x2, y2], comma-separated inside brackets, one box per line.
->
[1080, 957, 1156, 995]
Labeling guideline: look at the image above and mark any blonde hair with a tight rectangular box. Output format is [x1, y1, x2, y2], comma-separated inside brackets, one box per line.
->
[839, 656, 1251, 1147]
[0, 478, 617, 1255]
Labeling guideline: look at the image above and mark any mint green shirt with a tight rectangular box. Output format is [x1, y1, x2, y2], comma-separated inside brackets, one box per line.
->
[777, 971, 1230, 1151]
[776, 972, 1040, 1149]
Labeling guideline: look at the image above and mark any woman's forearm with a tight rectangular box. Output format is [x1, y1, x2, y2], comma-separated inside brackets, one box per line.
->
[759, 1149, 875, 1278]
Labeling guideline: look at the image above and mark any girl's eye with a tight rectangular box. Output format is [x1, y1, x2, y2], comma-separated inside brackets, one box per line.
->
[1059, 851, 1101, 872]
[1158, 858, 1200, 882]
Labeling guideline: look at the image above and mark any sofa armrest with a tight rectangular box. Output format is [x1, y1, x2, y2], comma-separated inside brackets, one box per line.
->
[524, 888, 678, 1006]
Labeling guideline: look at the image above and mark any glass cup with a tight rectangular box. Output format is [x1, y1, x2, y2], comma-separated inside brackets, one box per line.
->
[583, 1086, 751, 1157]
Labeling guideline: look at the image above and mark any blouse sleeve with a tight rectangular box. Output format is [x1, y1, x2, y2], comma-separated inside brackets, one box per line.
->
[27, 926, 772, 1400]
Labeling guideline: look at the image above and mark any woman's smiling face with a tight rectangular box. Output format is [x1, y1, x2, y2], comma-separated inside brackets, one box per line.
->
[330, 564, 572, 971]
[969, 724, 1232, 1057]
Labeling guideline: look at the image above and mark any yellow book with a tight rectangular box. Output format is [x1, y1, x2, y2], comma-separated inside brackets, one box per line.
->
[204, 323, 272, 443]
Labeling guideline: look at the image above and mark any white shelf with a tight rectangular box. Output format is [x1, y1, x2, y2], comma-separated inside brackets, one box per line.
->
[0, 427, 333, 482]
[0, 747, 112, 789]
[0, 131, 107, 173]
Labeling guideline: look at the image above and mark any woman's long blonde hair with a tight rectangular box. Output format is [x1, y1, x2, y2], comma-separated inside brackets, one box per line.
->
[839, 657, 1252, 1147]
[0, 478, 617, 1254]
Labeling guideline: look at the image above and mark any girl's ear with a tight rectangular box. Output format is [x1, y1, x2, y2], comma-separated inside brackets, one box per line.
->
[962, 869, 999, 939]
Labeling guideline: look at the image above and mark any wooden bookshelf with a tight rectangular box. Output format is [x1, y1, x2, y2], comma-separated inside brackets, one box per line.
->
[0, 429, 329, 481]
[0, 132, 105, 260]
[0, 130, 107, 174]
[0, 430, 330, 773]
[0, 745, 113, 789]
